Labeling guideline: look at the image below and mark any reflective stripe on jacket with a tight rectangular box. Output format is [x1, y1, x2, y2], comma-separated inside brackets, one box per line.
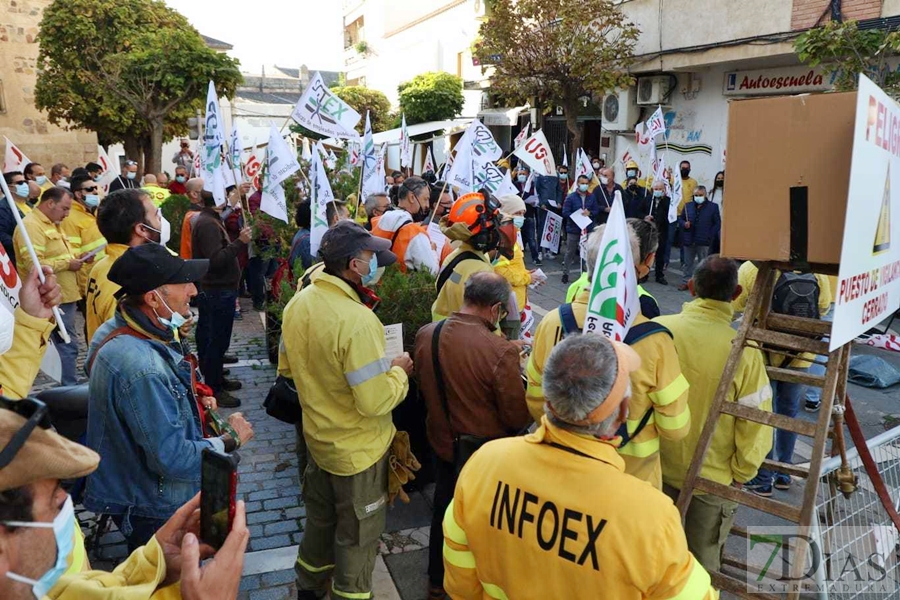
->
[431, 243, 492, 322]
[281, 271, 409, 476]
[525, 290, 690, 488]
[62, 201, 106, 297]
[655, 298, 774, 490]
[443, 418, 718, 600]
[14, 208, 80, 303]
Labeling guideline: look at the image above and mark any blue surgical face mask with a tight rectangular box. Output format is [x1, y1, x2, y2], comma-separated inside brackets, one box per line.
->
[626, 169, 637, 178]
[558, 173, 567, 180]
[578, 183, 589, 193]
[4, 495, 75, 599]
[35, 175, 48, 186]
[93, 175, 101, 182]
[176, 175, 186, 183]
[357, 254, 378, 287]
[154, 290, 188, 330]
[694, 195, 706, 204]
[14, 182, 28, 198]
[512, 216, 525, 229]
[653, 190, 664, 198]
[84, 194, 100, 208]
[516, 174, 527, 183]
[126, 171, 137, 180]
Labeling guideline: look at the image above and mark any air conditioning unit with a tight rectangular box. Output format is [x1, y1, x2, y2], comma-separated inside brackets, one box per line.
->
[601, 88, 638, 131]
[636, 76, 673, 106]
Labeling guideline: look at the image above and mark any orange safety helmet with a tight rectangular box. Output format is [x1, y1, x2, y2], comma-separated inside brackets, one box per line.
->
[448, 192, 500, 235]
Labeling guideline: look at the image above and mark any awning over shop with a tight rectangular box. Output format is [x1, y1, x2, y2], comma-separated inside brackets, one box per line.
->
[321, 118, 472, 147]
[477, 106, 528, 127]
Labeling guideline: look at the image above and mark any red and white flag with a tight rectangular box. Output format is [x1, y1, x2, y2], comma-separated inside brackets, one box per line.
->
[422, 146, 436, 174]
[513, 122, 531, 150]
[646, 106, 666, 139]
[3, 138, 31, 173]
[513, 129, 556, 176]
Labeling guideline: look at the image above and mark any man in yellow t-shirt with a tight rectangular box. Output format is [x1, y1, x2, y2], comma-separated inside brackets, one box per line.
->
[86, 188, 161, 342]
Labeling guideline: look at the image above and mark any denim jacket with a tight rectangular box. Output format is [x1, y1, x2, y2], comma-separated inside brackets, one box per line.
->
[84, 310, 222, 529]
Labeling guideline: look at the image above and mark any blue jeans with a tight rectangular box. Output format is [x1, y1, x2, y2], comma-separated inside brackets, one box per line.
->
[196, 289, 238, 394]
[52, 302, 79, 386]
[756, 377, 807, 486]
[805, 305, 835, 405]
[521, 217, 540, 262]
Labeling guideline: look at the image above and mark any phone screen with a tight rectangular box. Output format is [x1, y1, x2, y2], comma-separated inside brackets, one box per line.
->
[200, 449, 238, 549]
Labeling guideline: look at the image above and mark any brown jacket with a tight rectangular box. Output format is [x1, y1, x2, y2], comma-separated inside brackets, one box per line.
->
[191, 207, 246, 291]
[415, 312, 531, 463]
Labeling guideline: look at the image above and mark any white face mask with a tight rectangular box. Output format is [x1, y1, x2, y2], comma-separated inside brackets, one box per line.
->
[600, 176, 609, 186]
[0, 308, 14, 355]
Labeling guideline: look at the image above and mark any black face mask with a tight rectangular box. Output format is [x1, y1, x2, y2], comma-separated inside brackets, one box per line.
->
[715, 179, 724, 188]
[628, 183, 637, 190]
[680, 168, 691, 178]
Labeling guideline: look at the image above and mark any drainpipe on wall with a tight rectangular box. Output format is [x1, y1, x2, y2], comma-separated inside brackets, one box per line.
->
[831, 0, 842, 23]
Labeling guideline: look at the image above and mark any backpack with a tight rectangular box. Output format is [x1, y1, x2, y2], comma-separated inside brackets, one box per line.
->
[772, 272, 820, 320]
[557, 303, 672, 447]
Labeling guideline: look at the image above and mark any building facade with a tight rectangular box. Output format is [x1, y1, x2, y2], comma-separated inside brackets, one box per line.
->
[0, 0, 97, 170]
[608, 0, 900, 189]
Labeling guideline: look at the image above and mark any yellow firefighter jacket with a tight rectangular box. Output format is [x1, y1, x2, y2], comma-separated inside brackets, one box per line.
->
[525, 289, 690, 488]
[431, 243, 493, 322]
[655, 298, 774, 490]
[61, 201, 106, 297]
[85, 243, 128, 343]
[14, 208, 80, 303]
[443, 417, 718, 600]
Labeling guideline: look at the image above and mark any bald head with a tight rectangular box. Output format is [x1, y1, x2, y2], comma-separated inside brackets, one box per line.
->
[186, 177, 204, 194]
[27, 181, 41, 201]
[462, 271, 512, 310]
[142, 173, 157, 185]
[156, 172, 169, 185]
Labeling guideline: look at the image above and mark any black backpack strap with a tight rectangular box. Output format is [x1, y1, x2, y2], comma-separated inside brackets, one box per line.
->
[558, 303, 580, 336]
[391, 221, 414, 246]
[435, 251, 481, 297]
[430, 320, 454, 437]
[623, 321, 672, 345]
[616, 321, 672, 446]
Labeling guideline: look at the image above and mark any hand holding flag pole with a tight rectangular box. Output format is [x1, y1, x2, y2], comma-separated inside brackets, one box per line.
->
[0, 176, 70, 343]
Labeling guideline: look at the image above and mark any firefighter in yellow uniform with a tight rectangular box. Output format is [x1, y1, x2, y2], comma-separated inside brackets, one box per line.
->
[85, 189, 162, 341]
[444, 334, 717, 600]
[281, 222, 413, 600]
[526, 220, 690, 489]
[655, 255, 773, 572]
[13, 187, 82, 386]
[432, 193, 504, 322]
[63, 175, 107, 299]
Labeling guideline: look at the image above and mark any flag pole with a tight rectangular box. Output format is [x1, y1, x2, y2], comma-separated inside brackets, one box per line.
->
[0, 179, 70, 343]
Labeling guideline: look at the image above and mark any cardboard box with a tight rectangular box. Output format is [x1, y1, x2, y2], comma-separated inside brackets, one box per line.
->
[722, 91, 856, 266]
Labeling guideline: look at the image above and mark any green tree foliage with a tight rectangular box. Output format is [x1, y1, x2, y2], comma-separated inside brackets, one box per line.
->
[398, 72, 464, 125]
[475, 0, 639, 151]
[331, 86, 392, 133]
[795, 20, 900, 96]
[36, 0, 242, 174]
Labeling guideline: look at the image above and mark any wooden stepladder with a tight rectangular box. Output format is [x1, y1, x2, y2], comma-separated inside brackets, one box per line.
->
[676, 262, 851, 600]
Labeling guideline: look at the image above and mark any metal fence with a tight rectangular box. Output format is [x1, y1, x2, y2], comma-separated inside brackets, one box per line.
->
[813, 425, 900, 599]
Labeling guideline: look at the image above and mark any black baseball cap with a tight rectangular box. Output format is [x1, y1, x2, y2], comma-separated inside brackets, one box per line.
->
[320, 221, 397, 267]
[109, 244, 209, 297]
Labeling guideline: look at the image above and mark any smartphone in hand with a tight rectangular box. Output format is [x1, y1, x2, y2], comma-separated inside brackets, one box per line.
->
[200, 448, 240, 550]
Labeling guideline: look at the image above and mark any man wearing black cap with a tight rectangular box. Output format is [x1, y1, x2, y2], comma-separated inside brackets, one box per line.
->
[281, 221, 414, 600]
[84, 244, 254, 552]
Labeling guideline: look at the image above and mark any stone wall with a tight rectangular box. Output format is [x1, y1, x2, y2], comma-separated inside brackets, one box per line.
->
[0, 0, 97, 170]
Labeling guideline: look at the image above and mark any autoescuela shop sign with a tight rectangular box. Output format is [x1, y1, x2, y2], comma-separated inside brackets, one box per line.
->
[724, 65, 833, 96]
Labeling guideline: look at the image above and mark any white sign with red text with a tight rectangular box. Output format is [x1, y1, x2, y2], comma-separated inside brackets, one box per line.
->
[832, 75, 900, 350]
[540, 211, 562, 254]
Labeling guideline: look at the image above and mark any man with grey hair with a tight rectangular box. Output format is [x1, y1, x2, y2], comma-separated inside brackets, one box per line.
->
[364, 192, 391, 228]
[415, 271, 530, 599]
[655, 254, 773, 572]
[526, 218, 690, 489]
[443, 334, 717, 599]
